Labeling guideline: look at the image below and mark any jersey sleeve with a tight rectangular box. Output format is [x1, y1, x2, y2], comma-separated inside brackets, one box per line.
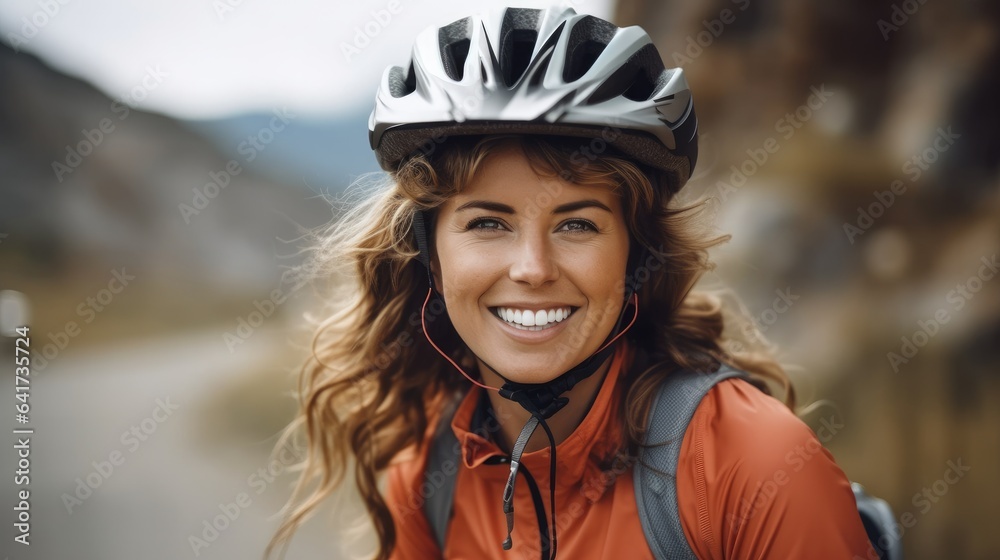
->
[676, 377, 877, 560]
[384, 447, 444, 560]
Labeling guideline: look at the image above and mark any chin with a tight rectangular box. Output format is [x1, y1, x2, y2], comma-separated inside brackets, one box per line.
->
[477, 352, 575, 385]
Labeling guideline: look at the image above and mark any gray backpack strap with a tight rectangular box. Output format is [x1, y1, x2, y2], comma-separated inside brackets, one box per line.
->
[424, 397, 463, 551]
[633, 365, 749, 560]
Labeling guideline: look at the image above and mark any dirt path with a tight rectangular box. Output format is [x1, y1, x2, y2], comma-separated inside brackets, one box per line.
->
[2, 328, 370, 560]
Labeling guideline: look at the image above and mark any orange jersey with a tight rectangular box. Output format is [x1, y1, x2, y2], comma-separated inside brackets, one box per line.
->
[385, 341, 874, 559]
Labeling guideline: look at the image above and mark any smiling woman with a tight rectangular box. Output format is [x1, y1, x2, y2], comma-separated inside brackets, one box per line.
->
[432, 140, 630, 384]
[266, 6, 876, 560]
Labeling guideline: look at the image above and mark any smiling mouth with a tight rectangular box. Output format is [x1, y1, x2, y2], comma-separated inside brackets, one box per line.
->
[489, 306, 579, 331]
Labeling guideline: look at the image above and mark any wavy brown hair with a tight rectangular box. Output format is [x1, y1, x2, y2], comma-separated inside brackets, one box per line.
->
[265, 135, 795, 559]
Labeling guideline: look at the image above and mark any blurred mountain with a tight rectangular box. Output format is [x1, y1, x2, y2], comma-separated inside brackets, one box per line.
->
[0, 41, 337, 332]
[186, 108, 381, 195]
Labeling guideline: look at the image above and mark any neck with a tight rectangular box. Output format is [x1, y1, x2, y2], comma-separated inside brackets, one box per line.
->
[478, 352, 617, 455]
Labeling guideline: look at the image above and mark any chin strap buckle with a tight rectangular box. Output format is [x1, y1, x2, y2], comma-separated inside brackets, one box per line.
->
[499, 383, 571, 420]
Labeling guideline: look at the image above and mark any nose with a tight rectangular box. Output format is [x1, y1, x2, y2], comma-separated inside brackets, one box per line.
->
[508, 234, 560, 287]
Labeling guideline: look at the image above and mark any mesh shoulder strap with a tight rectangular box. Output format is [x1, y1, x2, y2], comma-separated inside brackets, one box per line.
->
[424, 398, 462, 552]
[633, 365, 749, 560]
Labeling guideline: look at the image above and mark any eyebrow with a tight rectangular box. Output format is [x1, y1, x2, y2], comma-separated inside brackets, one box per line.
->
[454, 199, 612, 214]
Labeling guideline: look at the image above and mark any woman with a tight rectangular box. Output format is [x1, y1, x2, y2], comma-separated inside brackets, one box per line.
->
[268, 7, 874, 560]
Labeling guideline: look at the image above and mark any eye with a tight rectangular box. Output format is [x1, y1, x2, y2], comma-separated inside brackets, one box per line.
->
[465, 217, 508, 232]
[558, 219, 599, 233]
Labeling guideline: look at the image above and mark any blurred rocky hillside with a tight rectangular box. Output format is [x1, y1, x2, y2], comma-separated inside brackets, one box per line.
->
[0, 42, 339, 342]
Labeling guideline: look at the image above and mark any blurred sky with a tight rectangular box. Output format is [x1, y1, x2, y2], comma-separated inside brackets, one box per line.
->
[0, 0, 613, 119]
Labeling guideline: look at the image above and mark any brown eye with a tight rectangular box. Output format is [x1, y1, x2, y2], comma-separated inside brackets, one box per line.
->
[558, 219, 598, 233]
[465, 217, 508, 231]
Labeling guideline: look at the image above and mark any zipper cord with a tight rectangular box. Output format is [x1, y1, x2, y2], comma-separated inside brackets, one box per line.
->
[488, 455, 553, 560]
[518, 460, 553, 560]
[502, 416, 539, 550]
[538, 414, 558, 560]
[501, 412, 560, 559]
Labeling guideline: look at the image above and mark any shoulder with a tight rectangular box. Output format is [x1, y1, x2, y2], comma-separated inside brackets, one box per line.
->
[385, 439, 432, 531]
[675, 375, 826, 515]
[674, 375, 872, 559]
[694, 376, 819, 469]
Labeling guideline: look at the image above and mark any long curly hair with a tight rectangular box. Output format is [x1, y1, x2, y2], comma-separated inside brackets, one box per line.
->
[265, 134, 795, 559]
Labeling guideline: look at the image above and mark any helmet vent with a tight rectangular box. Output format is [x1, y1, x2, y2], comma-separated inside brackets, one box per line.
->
[526, 44, 553, 89]
[586, 44, 665, 104]
[499, 8, 543, 87]
[387, 62, 416, 98]
[623, 70, 656, 101]
[439, 17, 474, 81]
[623, 44, 665, 101]
[563, 16, 616, 82]
[502, 29, 538, 87]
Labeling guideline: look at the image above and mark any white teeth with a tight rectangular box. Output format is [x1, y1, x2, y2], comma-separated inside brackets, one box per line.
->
[536, 311, 549, 327]
[494, 306, 573, 329]
[522, 310, 535, 326]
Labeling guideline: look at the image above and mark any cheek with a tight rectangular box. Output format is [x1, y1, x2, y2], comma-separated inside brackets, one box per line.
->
[570, 246, 629, 312]
[577, 267, 625, 311]
[437, 246, 496, 303]
[439, 270, 496, 337]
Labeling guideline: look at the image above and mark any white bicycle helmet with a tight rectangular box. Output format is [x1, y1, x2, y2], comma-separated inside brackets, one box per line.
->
[368, 6, 698, 192]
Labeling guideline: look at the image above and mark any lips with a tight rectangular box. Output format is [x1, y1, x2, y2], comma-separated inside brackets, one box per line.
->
[489, 306, 579, 330]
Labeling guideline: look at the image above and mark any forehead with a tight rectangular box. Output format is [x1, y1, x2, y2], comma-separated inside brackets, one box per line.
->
[451, 141, 621, 208]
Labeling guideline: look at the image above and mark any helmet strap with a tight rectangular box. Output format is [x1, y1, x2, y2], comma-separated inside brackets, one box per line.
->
[412, 209, 437, 291]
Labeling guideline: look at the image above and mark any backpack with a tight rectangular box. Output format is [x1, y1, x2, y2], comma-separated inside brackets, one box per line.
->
[423, 362, 903, 560]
